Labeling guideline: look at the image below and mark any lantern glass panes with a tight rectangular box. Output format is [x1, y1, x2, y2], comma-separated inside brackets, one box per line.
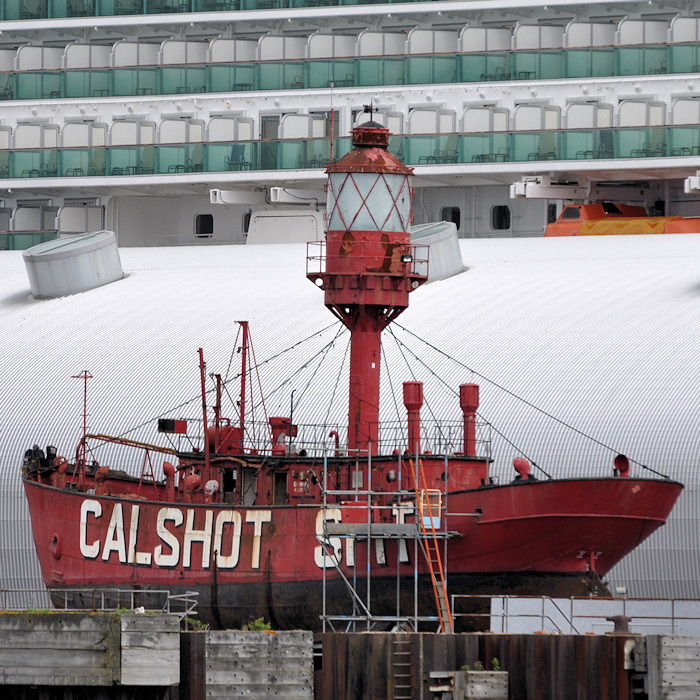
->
[327, 173, 411, 232]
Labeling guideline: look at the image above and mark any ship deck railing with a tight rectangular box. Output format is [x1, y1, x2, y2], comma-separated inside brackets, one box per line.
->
[159, 417, 492, 461]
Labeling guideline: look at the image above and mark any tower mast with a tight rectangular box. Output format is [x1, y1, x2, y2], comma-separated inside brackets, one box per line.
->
[308, 121, 427, 453]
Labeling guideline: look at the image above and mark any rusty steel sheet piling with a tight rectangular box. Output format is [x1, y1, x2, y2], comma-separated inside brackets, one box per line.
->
[316, 632, 629, 700]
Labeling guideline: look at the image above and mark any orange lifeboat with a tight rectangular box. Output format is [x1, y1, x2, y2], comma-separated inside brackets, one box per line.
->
[545, 202, 700, 236]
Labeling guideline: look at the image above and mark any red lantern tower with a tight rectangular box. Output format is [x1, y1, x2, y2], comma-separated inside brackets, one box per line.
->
[308, 121, 428, 454]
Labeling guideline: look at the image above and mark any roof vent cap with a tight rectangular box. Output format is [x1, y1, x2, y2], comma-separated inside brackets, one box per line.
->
[23, 230, 123, 298]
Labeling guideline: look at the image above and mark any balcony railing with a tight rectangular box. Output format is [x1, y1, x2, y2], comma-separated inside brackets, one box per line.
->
[0, 229, 57, 250]
[0, 127, 697, 184]
[0, 43, 698, 102]
[0, 0, 431, 19]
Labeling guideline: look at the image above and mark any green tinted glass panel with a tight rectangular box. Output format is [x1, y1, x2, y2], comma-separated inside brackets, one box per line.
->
[388, 135, 406, 161]
[511, 51, 563, 81]
[17, 72, 62, 100]
[668, 45, 700, 73]
[145, 0, 192, 12]
[511, 131, 560, 161]
[356, 57, 404, 87]
[208, 142, 254, 171]
[451, 133, 508, 164]
[538, 50, 563, 80]
[405, 55, 455, 85]
[617, 48, 643, 76]
[12, 149, 57, 178]
[307, 60, 354, 89]
[1, 231, 57, 250]
[60, 148, 91, 176]
[0, 73, 14, 100]
[110, 0, 142, 13]
[107, 146, 142, 174]
[64, 69, 110, 98]
[615, 128, 652, 158]
[239, 0, 285, 8]
[406, 57, 431, 85]
[511, 53, 539, 80]
[160, 66, 207, 95]
[158, 144, 187, 173]
[13, 0, 48, 19]
[194, 0, 239, 8]
[112, 67, 158, 96]
[49, 0, 96, 17]
[258, 62, 304, 90]
[406, 135, 439, 165]
[669, 126, 700, 156]
[459, 53, 510, 82]
[278, 140, 304, 169]
[643, 46, 668, 74]
[209, 64, 256, 92]
[561, 131, 591, 160]
[564, 48, 614, 78]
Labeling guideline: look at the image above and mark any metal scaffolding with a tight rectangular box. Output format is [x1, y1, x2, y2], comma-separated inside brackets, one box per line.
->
[319, 451, 456, 633]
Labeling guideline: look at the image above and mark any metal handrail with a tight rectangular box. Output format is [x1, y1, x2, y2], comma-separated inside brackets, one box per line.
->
[0, 588, 199, 623]
[451, 594, 700, 635]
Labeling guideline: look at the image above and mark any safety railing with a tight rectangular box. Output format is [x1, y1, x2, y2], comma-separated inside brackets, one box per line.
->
[0, 43, 698, 101]
[451, 594, 700, 635]
[0, 127, 696, 184]
[0, 229, 57, 250]
[0, 587, 199, 622]
[3, 0, 434, 20]
[145, 416, 490, 461]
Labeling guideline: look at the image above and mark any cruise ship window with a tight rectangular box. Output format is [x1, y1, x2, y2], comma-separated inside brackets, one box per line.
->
[441, 206, 461, 230]
[194, 214, 214, 238]
[491, 205, 511, 230]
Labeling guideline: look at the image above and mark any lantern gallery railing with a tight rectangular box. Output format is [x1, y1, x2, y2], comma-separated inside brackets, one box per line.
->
[0, 43, 698, 102]
[0, 126, 697, 182]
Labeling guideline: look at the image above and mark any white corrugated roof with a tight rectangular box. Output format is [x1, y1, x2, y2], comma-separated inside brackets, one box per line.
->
[1, 233, 699, 598]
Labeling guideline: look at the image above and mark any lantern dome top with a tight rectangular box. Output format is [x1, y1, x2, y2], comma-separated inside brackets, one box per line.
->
[326, 122, 413, 176]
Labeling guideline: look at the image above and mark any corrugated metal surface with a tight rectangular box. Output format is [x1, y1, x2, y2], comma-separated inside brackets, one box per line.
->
[0, 234, 699, 599]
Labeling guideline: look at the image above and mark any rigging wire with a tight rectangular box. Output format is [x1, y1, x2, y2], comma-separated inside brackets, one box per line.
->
[288, 325, 347, 417]
[114, 322, 342, 441]
[392, 322, 670, 479]
[321, 331, 351, 430]
[386, 326, 550, 478]
[247, 324, 345, 414]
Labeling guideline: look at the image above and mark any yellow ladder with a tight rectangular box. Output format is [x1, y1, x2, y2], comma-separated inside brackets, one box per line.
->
[409, 459, 454, 633]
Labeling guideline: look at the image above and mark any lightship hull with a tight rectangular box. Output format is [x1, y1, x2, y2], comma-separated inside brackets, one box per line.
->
[23, 472, 682, 630]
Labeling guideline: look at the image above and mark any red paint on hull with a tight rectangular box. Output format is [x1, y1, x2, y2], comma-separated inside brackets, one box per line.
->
[24, 472, 681, 624]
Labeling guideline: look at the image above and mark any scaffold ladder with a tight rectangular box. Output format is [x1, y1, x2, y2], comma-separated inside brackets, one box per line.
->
[409, 459, 454, 633]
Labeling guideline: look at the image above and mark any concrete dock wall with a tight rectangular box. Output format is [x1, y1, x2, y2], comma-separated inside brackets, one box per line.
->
[1, 613, 699, 699]
[0, 612, 179, 687]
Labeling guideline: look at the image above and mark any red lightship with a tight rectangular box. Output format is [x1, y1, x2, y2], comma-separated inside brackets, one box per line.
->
[22, 122, 683, 632]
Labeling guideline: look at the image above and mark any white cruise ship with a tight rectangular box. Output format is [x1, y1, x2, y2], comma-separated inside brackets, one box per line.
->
[0, 0, 699, 247]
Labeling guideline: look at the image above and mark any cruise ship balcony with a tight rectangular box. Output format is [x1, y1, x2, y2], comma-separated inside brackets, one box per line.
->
[0, 0, 697, 244]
